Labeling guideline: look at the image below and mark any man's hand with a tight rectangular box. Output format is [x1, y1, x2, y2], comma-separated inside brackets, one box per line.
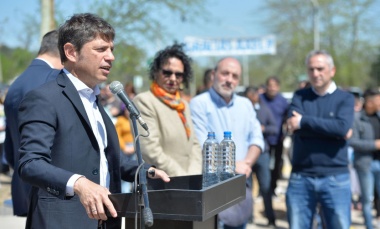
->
[235, 161, 252, 178]
[147, 167, 171, 182]
[287, 110, 302, 133]
[345, 129, 353, 139]
[74, 177, 117, 221]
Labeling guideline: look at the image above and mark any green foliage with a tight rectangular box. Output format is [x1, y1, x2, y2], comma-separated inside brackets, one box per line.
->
[252, 0, 380, 91]
[6, 0, 379, 94]
[1, 0, 208, 87]
[370, 48, 380, 88]
[107, 42, 147, 84]
[88, 0, 208, 88]
[0, 46, 35, 84]
[92, 0, 206, 46]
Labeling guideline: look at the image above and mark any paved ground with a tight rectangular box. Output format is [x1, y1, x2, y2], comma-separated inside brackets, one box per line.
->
[0, 158, 371, 228]
[0, 173, 27, 228]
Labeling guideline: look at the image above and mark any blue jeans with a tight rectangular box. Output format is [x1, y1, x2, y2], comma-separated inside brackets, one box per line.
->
[286, 173, 351, 229]
[356, 160, 380, 229]
[252, 152, 275, 223]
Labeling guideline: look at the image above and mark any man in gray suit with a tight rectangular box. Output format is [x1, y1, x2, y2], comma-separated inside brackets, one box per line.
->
[4, 30, 63, 216]
[18, 13, 169, 228]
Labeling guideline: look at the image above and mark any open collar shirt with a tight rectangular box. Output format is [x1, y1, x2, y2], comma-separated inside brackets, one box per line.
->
[190, 87, 264, 161]
[65, 69, 109, 190]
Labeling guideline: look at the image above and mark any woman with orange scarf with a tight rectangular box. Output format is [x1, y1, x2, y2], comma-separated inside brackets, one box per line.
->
[133, 44, 202, 177]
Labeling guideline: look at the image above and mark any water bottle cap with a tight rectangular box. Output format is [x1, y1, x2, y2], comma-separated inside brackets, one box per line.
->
[207, 132, 215, 137]
[223, 131, 232, 137]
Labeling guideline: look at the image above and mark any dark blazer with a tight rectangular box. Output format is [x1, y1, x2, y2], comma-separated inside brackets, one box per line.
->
[4, 59, 60, 216]
[18, 71, 139, 229]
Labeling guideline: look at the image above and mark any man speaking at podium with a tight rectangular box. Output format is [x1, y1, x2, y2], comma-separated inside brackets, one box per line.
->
[17, 13, 169, 229]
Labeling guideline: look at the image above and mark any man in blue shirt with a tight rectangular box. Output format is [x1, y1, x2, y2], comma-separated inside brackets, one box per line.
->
[244, 86, 278, 227]
[259, 76, 289, 196]
[190, 57, 264, 229]
[286, 50, 354, 229]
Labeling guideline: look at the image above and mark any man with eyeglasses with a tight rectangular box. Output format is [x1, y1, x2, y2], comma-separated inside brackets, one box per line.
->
[133, 43, 202, 177]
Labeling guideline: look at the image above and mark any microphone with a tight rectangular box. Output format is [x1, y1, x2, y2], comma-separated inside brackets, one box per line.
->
[109, 81, 149, 131]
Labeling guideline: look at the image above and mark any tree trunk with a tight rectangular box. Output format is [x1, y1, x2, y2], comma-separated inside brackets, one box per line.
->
[40, 0, 55, 42]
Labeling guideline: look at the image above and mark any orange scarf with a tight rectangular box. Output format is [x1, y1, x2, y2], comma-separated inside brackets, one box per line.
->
[150, 82, 191, 138]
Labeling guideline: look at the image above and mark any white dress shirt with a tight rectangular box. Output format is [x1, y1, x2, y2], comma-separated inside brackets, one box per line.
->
[64, 69, 109, 196]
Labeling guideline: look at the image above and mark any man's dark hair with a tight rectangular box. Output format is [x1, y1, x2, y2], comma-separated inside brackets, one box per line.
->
[243, 86, 259, 97]
[265, 76, 280, 86]
[38, 30, 59, 57]
[363, 88, 380, 100]
[149, 43, 193, 89]
[203, 68, 213, 87]
[58, 13, 115, 63]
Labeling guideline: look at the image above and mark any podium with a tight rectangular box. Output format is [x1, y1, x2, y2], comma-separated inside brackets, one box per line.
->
[108, 174, 246, 229]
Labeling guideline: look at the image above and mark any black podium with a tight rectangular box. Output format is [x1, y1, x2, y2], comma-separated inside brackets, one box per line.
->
[108, 174, 246, 229]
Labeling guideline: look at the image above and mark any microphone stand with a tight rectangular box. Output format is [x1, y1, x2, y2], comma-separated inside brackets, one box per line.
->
[129, 113, 153, 228]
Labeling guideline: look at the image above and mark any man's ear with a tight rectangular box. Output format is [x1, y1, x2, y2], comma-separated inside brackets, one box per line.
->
[63, 43, 77, 62]
[210, 70, 215, 81]
[330, 66, 336, 78]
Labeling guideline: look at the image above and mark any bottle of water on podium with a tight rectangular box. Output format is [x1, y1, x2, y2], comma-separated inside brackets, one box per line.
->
[220, 131, 236, 181]
[202, 132, 219, 188]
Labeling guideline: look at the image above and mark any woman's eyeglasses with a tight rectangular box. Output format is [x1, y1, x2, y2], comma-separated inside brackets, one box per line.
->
[161, 69, 184, 79]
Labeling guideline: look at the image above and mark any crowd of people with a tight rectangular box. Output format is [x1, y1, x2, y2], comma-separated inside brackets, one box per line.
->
[1, 12, 380, 229]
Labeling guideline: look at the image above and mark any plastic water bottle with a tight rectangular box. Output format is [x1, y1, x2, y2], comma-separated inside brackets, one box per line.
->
[219, 131, 236, 181]
[202, 132, 219, 188]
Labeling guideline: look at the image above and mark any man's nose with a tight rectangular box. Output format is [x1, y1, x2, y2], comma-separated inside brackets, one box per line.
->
[225, 73, 234, 82]
[106, 50, 115, 61]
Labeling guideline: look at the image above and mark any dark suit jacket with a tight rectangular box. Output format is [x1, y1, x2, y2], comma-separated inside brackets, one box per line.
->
[4, 59, 60, 216]
[18, 71, 139, 228]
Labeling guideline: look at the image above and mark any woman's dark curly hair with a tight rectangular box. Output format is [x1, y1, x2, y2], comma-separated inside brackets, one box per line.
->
[149, 43, 193, 89]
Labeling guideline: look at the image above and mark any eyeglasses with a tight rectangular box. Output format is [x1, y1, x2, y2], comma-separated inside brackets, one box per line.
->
[161, 69, 184, 79]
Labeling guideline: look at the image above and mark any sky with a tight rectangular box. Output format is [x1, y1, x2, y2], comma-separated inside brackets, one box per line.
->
[0, 0, 269, 55]
[2, 1, 380, 53]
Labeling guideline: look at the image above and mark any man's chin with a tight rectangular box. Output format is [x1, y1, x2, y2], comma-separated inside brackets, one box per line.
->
[219, 91, 233, 99]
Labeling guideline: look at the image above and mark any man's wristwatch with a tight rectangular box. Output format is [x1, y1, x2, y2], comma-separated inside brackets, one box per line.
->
[147, 168, 155, 178]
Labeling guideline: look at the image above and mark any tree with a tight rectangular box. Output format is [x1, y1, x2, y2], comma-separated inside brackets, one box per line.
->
[0, 46, 34, 83]
[370, 48, 380, 87]
[93, 0, 206, 47]
[1, 0, 208, 85]
[40, 0, 56, 41]
[107, 41, 147, 84]
[90, 0, 208, 84]
[251, 0, 380, 91]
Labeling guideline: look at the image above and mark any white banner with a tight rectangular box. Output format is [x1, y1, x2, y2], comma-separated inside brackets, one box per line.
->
[184, 35, 276, 56]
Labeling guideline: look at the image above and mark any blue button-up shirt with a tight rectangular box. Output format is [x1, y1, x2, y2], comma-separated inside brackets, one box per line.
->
[190, 87, 264, 161]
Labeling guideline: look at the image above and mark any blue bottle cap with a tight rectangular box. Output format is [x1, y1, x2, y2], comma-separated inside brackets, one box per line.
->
[207, 131, 215, 137]
[223, 131, 231, 137]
